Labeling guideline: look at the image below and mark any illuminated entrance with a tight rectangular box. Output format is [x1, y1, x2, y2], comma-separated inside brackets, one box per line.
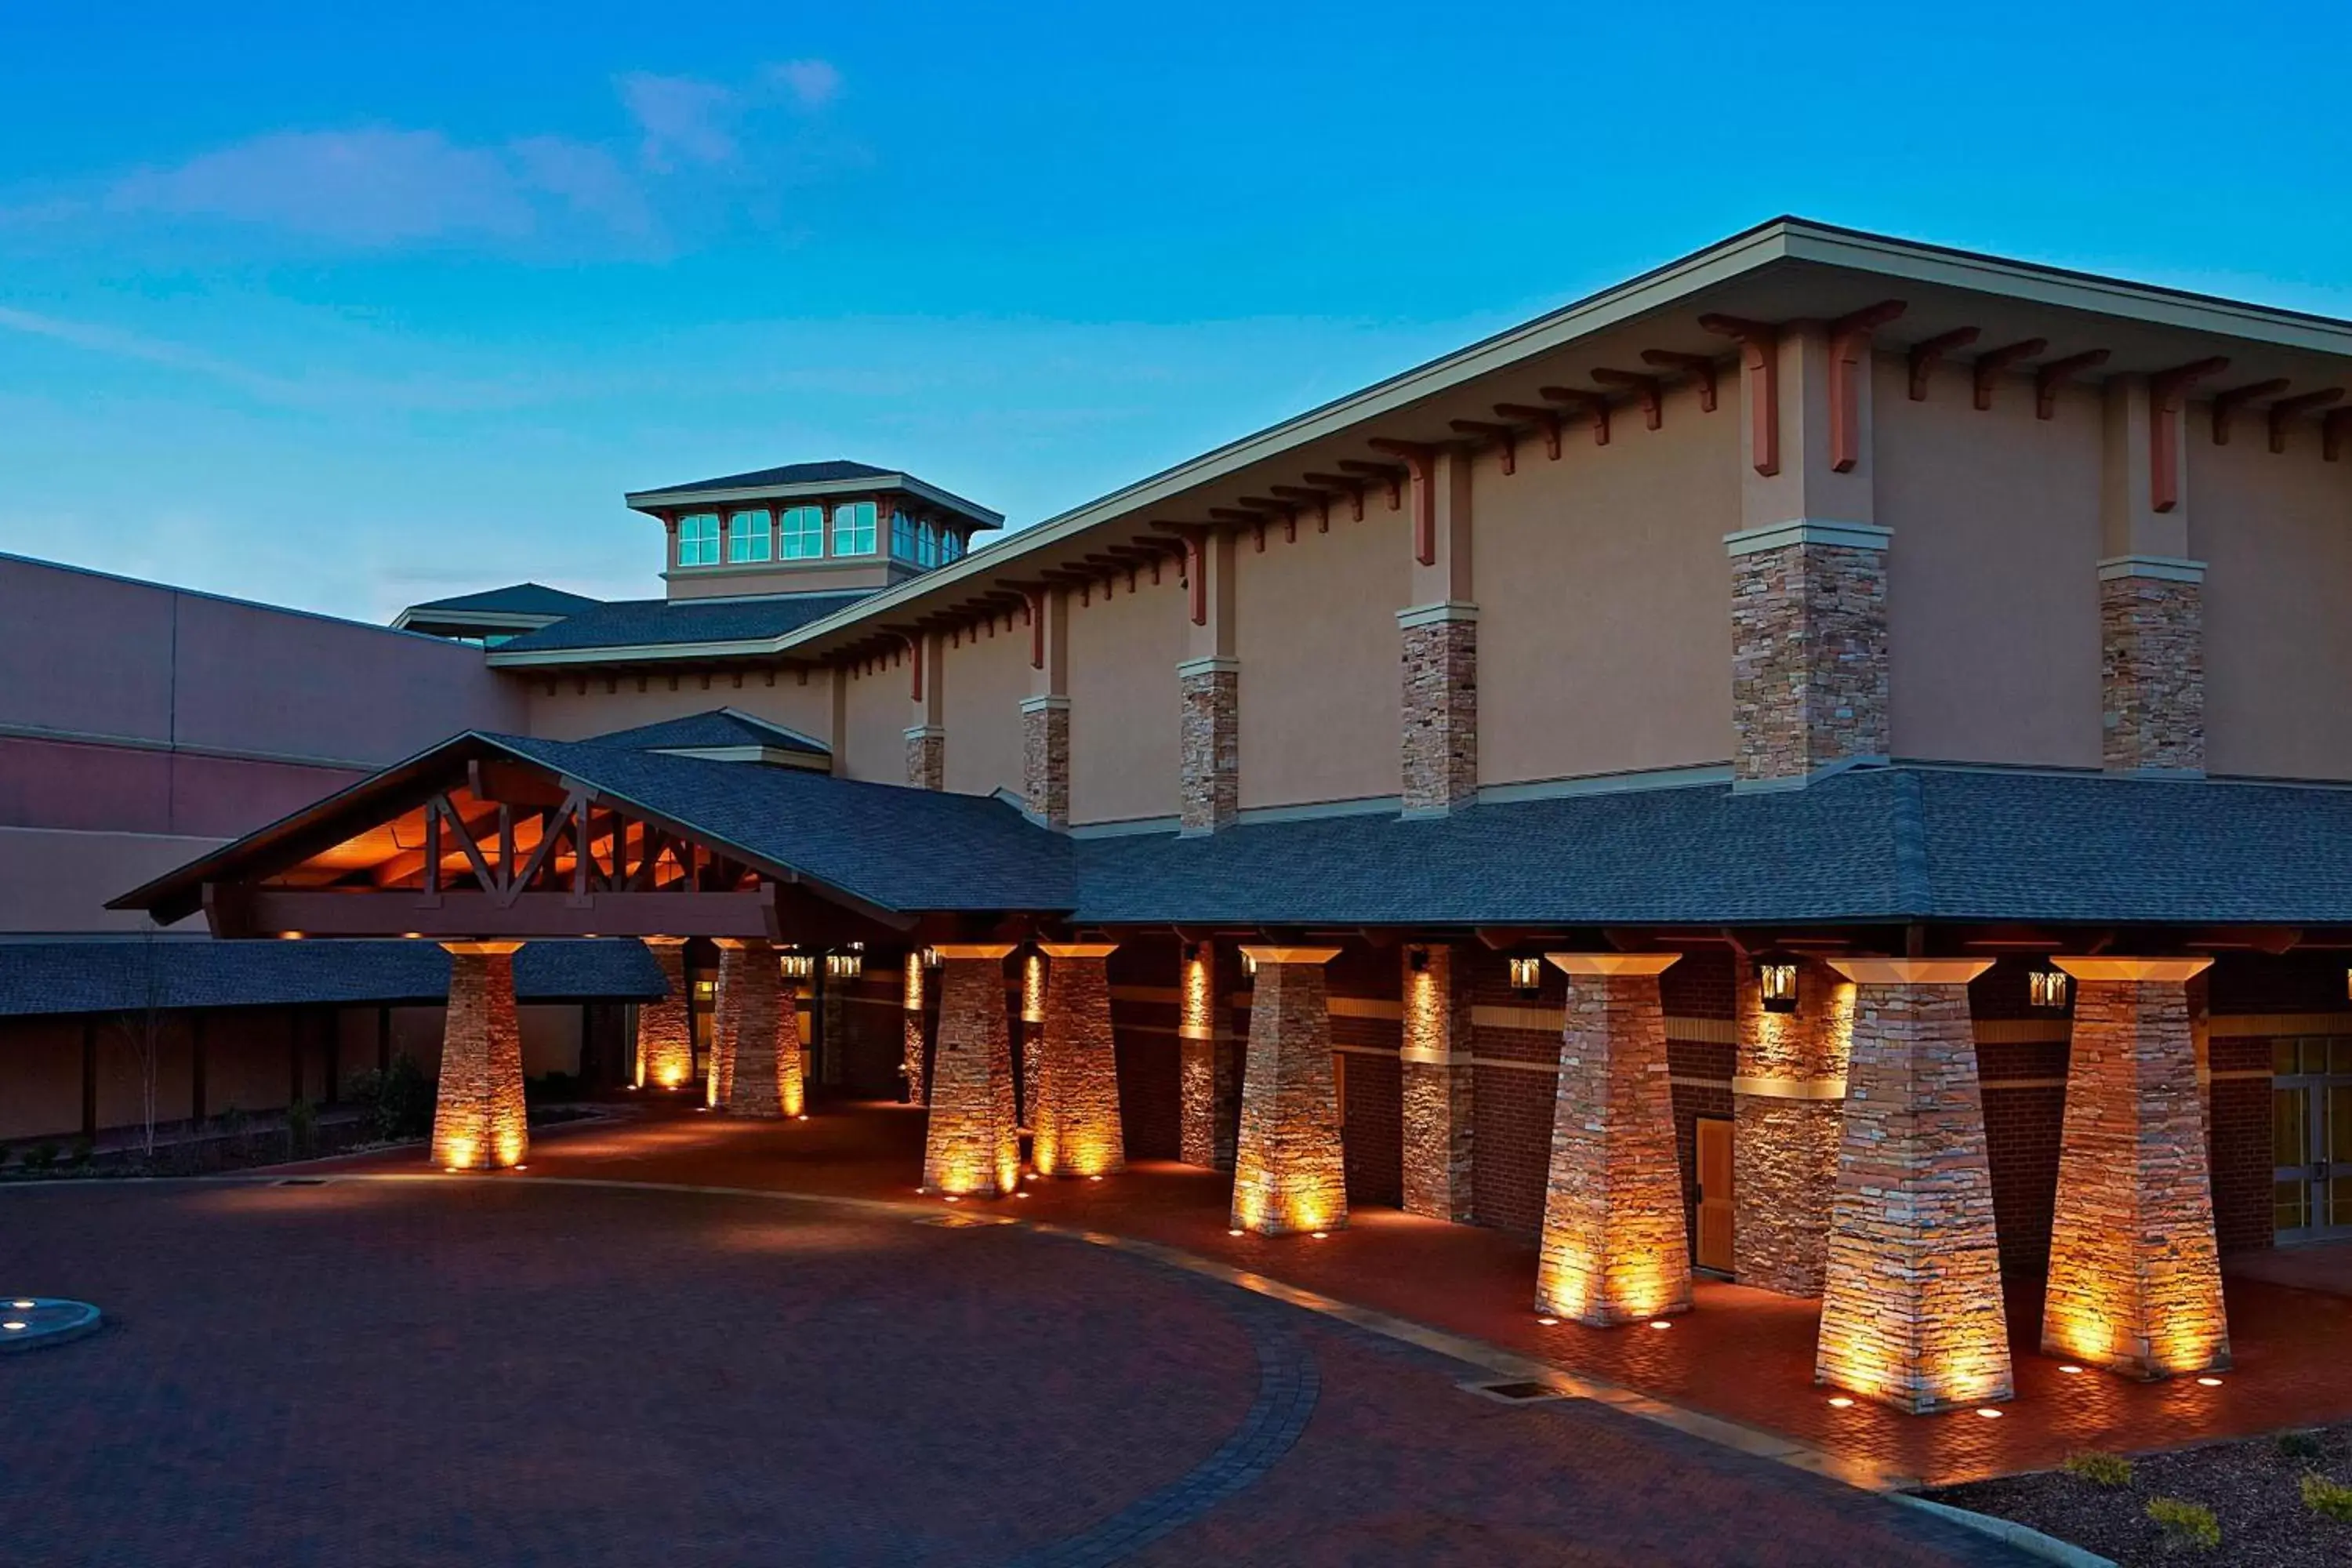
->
[2274, 1036, 2352, 1242]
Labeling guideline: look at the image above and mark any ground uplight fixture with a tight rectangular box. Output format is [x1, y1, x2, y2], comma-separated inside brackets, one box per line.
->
[2027, 967, 2070, 1010]
[1508, 956, 1542, 993]
[1758, 960, 1799, 1014]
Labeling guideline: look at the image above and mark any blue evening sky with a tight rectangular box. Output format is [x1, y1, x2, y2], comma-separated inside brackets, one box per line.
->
[4, 2, 2347, 622]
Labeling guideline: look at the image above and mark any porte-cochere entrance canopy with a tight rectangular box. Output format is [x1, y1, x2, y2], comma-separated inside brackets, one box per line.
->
[112, 731, 1077, 943]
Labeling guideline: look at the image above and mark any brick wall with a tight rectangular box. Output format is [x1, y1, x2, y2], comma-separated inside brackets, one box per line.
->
[1109, 938, 1182, 1160]
[1334, 1016, 1401, 1207]
[2210, 1036, 2272, 1256]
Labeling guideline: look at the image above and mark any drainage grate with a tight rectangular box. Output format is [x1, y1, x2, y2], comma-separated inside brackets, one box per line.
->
[1461, 1378, 1566, 1405]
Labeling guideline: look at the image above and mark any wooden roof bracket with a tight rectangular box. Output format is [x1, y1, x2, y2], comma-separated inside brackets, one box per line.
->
[1697, 314, 1779, 475]
[1905, 327, 1980, 401]
[2032, 349, 2109, 420]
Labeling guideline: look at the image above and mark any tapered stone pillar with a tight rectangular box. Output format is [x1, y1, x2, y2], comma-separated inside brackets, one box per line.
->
[1733, 956, 1854, 1296]
[2042, 957, 2229, 1378]
[902, 956, 929, 1105]
[706, 942, 743, 1109]
[716, 938, 798, 1118]
[1815, 959, 2011, 1414]
[637, 937, 694, 1092]
[1229, 947, 1346, 1236]
[921, 946, 1021, 1196]
[1400, 944, 1474, 1221]
[1032, 943, 1125, 1178]
[1536, 954, 1689, 1326]
[1018, 950, 1047, 1127]
[432, 942, 528, 1171]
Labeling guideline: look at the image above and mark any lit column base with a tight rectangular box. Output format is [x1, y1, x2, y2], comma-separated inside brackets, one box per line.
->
[1814, 959, 2012, 1414]
[2041, 959, 2230, 1379]
[637, 937, 695, 1092]
[1032, 945, 1126, 1178]
[920, 947, 1022, 1197]
[1229, 949, 1347, 1236]
[706, 942, 743, 1109]
[431, 942, 530, 1171]
[1400, 944, 1475, 1223]
[1534, 955, 1690, 1327]
[717, 938, 792, 1119]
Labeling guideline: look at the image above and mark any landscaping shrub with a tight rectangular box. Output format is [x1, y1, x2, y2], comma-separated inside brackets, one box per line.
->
[351, 1055, 431, 1142]
[2062, 1451, 2134, 1488]
[66, 1138, 93, 1168]
[2300, 1472, 2352, 1523]
[23, 1143, 55, 1171]
[285, 1098, 317, 1158]
[2146, 1496, 2220, 1551]
[2279, 1429, 2326, 1461]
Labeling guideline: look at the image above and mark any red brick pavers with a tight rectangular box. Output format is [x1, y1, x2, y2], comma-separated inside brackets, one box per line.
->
[0, 1168, 2025, 1566]
[318, 1102, 2352, 1490]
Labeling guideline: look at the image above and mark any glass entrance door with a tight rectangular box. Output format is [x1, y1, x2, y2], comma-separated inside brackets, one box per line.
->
[2273, 1037, 2352, 1242]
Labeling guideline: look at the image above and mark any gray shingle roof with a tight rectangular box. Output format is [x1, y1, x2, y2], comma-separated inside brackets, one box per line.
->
[405, 583, 602, 617]
[582, 709, 828, 757]
[0, 938, 666, 1019]
[491, 592, 875, 654]
[485, 735, 1076, 913]
[659, 459, 895, 492]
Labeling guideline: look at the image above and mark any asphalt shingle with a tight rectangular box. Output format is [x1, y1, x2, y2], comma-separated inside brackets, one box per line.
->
[492, 592, 874, 654]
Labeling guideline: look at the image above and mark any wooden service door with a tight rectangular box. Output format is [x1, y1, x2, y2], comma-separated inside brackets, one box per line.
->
[1694, 1116, 1735, 1273]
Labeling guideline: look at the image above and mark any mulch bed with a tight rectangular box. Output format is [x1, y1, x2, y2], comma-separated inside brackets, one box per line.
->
[1932, 1419, 2352, 1565]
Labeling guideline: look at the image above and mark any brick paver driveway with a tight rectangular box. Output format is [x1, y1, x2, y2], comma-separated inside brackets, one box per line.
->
[0, 1178, 2033, 1566]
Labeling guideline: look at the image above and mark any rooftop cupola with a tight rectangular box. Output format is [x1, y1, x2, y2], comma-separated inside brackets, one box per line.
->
[624, 460, 1004, 601]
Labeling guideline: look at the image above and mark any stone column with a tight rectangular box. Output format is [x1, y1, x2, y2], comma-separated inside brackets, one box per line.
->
[1536, 954, 1690, 1327]
[1732, 955, 1853, 1295]
[1399, 608, 1478, 815]
[715, 938, 797, 1118]
[1032, 943, 1125, 1178]
[905, 727, 946, 789]
[906, 629, 946, 789]
[1018, 949, 1047, 1126]
[1726, 523, 1891, 784]
[1178, 658, 1239, 834]
[706, 941, 743, 1109]
[902, 955, 929, 1105]
[2042, 957, 2230, 1378]
[920, 946, 1020, 1197]
[636, 937, 694, 1092]
[1229, 947, 1347, 1236]
[431, 942, 529, 1171]
[1400, 943, 1475, 1221]
[1178, 940, 1240, 1170]
[1815, 959, 2012, 1414]
[2100, 564, 2204, 774]
[1022, 696, 1071, 829]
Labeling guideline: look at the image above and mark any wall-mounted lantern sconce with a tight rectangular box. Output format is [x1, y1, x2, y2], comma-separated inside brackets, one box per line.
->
[1240, 949, 1258, 979]
[825, 942, 866, 981]
[779, 950, 815, 981]
[1758, 960, 1799, 1014]
[2027, 967, 2071, 1010]
[1508, 956, 1542, 993]
[921, 946, 942, 971]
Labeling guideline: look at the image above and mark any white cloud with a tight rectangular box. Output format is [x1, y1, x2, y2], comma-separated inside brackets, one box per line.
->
[771, 59, 844, 111]
[617, 73, 739, 170]
[107, 129, 535, 245]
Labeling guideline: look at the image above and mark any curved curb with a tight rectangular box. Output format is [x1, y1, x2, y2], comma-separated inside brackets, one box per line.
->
[1892, 1494, 2117, 1568]
[0, 1296, 103, 1353]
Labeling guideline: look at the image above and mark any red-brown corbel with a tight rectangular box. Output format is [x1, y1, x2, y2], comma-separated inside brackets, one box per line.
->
[2032, 350, 2109, 420]
[2209, 379, 2288, 445]
[1640, 349, 1719, 412]
[2267, 389, 2343, 453]
[1698, 314, 1780, 475]
[1826, 300, 1905, 472]
[1537, 387, 1610, 447]
[1905, 328, 1980, 401]
[1367, 440, 1439, 565]
[2147, 358, 2230, 512]
[1591, 368, 1664, 430]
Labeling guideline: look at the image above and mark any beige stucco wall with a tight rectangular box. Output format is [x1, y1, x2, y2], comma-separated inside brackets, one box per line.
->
[523, 671, 833, 746]
[1879, 359, 2104, 768]
[1069, 572, 1186, 826]
[941, 617, 1030, 800]
[0, 827, 225, 934]
[838, 657, 913, 784]
[1234, 512, 1409, 808]
[2196, 430, 2352, 779]
[1479, 378, 1739, 786]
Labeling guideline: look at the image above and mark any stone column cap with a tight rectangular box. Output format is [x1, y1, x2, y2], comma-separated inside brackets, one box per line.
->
[1019, 693, 1073, 712]
[931, 942, 1018, 960]
[2096, 554, 2205, 583]
[1396, 601, 1480, 629]
[1723, 519, 1892, 556]
[902, 724, 946, 741]
[2052, 956, 2214, 982]
[642, 935, 690, 949]
[711, 936, 775, 950]
[441, 940, 525, 956]
[1827, 956, 1992, 985]
[1036, 942, 1120, 959]
[1175, 654, 1241, 678]
[1239, 945, 1341, 965]
[1544, 952, 1681, 976]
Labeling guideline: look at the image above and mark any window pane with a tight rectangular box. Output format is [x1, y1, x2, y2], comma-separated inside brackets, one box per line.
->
[917, 519, 938, 568]
[781, 505, 824, 559]
[678, 512, 720, 566]
[2278, 1086, 2311, 1165]
[832, 501, 876, 556]
[728, 510, 772, 563]
[942, 532, 962, 563]
[2278, 1039, 2301, 1075]
[2309, 1040, 2333, 1075]
[2278, 1178, 2311, 1232]
[2331, 1039, 2352, 1075]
